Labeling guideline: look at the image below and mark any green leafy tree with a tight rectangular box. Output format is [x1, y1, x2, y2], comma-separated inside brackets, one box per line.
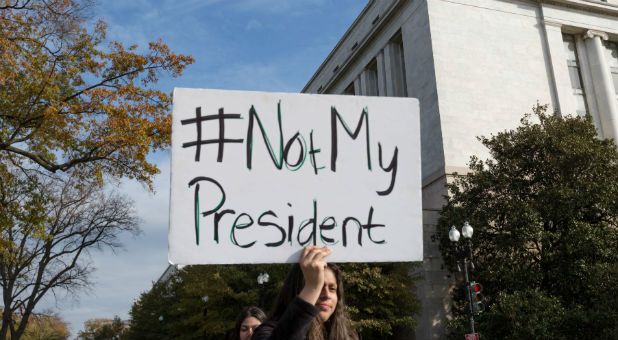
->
[341, 263, 420, 340]
[77, 316, 128, 340]
[127, 263, 420, 340]
[437, 105, 618, 340]
[125, 277, 177, 340]
[126, 264, 290, 340]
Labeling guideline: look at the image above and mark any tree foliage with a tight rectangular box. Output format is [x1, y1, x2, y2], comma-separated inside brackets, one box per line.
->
[126, 264, 291, 340]
[341, 263, 420, 339]
[0, 3, 190, 337]
[126, 262, 420, 340]
[0, 167, 139, 340]
[0, 309, 69, 340]
[437, 105, 618, 339]
[77, 316, 128, 340]
[0, 0, 193, 189]
[0, 164, 47, 266]
[20, 312, 70, 340]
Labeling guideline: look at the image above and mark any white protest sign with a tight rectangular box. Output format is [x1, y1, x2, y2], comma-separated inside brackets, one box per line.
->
[169, 88, 422, 264]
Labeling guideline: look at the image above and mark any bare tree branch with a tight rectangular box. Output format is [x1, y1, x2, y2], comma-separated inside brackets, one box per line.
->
[0, 166, 140, 340]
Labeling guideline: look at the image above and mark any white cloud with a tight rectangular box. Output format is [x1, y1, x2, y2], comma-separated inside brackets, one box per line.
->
[246, 19, 262, 31]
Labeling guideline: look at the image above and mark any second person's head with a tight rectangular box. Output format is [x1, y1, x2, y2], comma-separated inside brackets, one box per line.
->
[272, 263, 345, 322]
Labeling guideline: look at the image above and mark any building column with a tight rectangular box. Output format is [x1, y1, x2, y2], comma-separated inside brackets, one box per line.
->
[376, 51, 388, 97]
[383, 44, 394, 96]
[353, 77, 362, 96]
[584, 30, 618, 140]
[542, 20, 576, 115]
[359, 70, 369, 95]
[576, 35, 603, 133]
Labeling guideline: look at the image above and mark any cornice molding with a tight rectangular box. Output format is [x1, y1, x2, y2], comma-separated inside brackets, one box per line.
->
[302, 0, 408, 93]
[543, 19, 564, 28]
[541, 0, 618, 16]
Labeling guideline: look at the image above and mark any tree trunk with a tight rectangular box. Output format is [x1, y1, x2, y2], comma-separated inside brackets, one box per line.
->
[0, 310, 11, 340]
[12, 309, 31, 340]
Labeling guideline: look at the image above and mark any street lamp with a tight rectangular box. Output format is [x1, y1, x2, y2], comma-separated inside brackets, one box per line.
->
[257, 272, 270, 309]
[462, 221, 473, 238]
[257, 272, 270, 285]
[450, 221, 480, 335]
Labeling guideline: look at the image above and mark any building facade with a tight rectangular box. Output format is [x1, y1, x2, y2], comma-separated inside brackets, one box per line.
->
[302, 0, 618, 338]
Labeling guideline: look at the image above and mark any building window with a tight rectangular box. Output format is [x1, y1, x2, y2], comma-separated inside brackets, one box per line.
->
[603, 40, 618, 101]
[563, 34, 589, 116]
[364, 59, 379, 96]
[390, 33, 408, 97]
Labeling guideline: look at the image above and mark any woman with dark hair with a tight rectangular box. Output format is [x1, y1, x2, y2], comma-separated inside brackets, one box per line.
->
[235, 306, 266, 340]
[252, 246, 358, 340]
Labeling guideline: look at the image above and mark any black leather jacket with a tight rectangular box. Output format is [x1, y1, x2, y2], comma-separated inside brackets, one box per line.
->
[252, 297, 318, 340]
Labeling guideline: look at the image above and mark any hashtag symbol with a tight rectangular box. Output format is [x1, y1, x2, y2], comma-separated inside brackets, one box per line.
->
[181, 107, 243, 162]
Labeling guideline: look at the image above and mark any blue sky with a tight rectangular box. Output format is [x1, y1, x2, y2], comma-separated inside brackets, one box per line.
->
[37, 1, 368, 337]
[99, 0, 366, 92]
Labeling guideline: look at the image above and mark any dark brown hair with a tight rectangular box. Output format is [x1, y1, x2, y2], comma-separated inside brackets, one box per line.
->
[234, 306, 266, 340]
[269, 263, 358, 340]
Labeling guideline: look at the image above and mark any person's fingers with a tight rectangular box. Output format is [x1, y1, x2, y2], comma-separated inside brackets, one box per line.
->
[315, 246, 331, 260]
[314, 248, 331, 269]
[300, 246, 320, 266]
[305, 247, 320, 263]
[300, 246, 313, 263]
[305, 246, 329, 263]
[302, 246, 317, 262]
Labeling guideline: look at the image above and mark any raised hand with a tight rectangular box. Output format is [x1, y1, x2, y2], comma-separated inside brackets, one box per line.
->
[298, 246, 332, 305]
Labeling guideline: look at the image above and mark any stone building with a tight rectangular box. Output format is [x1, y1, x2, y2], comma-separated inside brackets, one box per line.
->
[302, 0, 618, 338]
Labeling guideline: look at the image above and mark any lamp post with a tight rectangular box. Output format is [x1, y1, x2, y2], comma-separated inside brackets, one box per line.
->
[257, 272, 270, 309]
[449, 221, 478, 335]
[202, 295, 209, 319]
[202, 296, 209, 340]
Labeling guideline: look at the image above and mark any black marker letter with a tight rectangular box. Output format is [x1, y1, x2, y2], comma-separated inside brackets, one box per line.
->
[246, 104, 284, 170]
[297, 200, 318, 246]
[377, 143, 398, 196]
[342, 217, 362, 247]
[363, 207, 385, 244]
[319, 216, 336, 244]
[258, 211, 286, 247]
[283, 132, 306, 170]
[182, 107, 243, 162]
[188, 176, 226, 246]
[331, 106, 371, 171]
[309, 130, 324, 175]
[231, 213, 256, 248]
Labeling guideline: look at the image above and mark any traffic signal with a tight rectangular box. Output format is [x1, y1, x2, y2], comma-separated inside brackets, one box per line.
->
[469, 281, 485, 314]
